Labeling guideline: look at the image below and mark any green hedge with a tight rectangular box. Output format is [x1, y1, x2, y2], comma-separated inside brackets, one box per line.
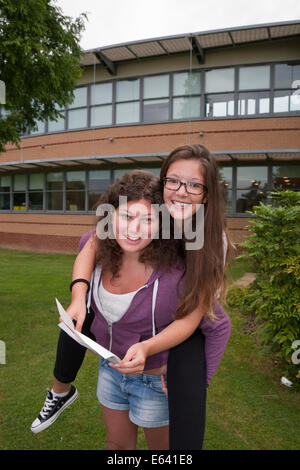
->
[228, 191, 300, 382]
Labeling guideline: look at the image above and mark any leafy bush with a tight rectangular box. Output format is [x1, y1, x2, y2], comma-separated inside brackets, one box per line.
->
[230, 191, 300, 381]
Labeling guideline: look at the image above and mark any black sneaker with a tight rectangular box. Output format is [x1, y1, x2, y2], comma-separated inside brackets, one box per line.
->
[30, 385, 78, 433]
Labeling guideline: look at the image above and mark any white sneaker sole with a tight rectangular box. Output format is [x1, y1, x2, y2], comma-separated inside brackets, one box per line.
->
[30, 389, 78, 434]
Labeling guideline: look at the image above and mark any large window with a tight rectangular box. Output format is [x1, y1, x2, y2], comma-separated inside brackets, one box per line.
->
[67, 87, 88, 130]
[116, 79, 140, 124]
[0, 175, 11, 210]
[29, 173, 44, 210]
[68, 108, 88, 130]
[46, 172, 63, 210]
[1, 164, 299, 214]
[143, 75, 170, 122]
[239, 65, 270, 90]
[90, 83, 113, 127]
[24, 62, 300, 136]
[238, 65, 270, 116]
[238, 91, 270, 115]
[273, 64, 300, 114]
[236, 167, 268, 213]
[48, 104, 66, 132]
[272, 165, 300, 191]
[13, 175, 26, 211]
[219, 167, 233, 213]
[31, 119, 46, 135]
[173, 71, 201, 119]
[88, 170, 111, 210]
[205, 68, 235, 118]
[66, 171, 86, 211]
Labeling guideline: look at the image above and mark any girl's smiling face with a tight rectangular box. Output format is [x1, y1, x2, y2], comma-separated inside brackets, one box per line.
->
[113, 199, 159, 254]
[163, 159, 207, 220]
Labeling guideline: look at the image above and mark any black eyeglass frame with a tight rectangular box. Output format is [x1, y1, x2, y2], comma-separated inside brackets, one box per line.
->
[163, 177, 207, 195]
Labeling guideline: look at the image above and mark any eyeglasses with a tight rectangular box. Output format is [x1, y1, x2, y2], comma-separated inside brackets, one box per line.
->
[163, 177, 207, 195]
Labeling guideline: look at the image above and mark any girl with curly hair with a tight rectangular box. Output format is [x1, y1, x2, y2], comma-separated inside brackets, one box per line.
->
[31, 145, 232, 450]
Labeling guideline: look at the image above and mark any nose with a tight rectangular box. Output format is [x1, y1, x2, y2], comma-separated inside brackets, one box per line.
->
[176, 182, 188, 196]
[128, 217, 140, 235]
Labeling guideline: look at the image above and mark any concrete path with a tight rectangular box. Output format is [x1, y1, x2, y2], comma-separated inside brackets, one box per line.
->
[234, 272, 256, 288]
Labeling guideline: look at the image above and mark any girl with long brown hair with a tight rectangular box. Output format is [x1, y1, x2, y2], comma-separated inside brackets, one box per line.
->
[110, 145, 233, 449]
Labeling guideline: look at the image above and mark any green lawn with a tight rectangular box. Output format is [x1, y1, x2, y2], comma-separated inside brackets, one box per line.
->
[0, 249, 299, 450]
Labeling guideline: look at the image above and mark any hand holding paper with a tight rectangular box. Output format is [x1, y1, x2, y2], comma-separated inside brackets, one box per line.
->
[55, 298, 121, 363]
[109, 341, 148, 374]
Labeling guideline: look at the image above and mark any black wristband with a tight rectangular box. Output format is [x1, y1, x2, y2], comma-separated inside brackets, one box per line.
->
[70, 278, 90, 293]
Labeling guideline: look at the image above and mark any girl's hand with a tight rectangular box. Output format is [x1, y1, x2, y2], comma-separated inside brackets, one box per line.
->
[161, 375, 168, 398]
[60, 299, 87, 333]
[109, 342, 149, 375]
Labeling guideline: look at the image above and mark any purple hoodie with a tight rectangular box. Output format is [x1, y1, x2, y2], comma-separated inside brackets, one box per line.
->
[89, 263, 186, 371]
[79, 230, 231, 386]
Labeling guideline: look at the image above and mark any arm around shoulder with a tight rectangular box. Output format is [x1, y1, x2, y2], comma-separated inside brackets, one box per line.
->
[110, 304, 205, 374]
[65, 230, 97, 332]
[73, 230, 97, 282]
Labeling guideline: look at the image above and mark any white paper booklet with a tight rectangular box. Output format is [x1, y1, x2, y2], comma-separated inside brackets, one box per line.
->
[55, 298, 121, 363]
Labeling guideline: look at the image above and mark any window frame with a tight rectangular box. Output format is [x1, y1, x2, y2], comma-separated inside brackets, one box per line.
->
[18, 60, 300, 138]
[1, 162, 299, 216]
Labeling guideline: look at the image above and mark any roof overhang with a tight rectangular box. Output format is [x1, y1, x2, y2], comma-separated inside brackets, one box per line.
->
[1, 149, 300, 173]
[80, 20, 300, 72]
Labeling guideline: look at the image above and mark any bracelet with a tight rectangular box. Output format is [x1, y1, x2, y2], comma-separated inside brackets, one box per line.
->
[70, 278, 90, 293]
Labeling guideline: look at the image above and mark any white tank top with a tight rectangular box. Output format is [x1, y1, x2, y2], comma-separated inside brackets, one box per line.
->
[99, 279, 140, 323]
[87, 265, 159, 337]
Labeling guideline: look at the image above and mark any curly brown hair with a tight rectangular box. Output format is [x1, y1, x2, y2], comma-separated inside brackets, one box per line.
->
[94, 170, 182, 278]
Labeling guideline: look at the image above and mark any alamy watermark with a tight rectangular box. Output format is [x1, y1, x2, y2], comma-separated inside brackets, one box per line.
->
[292, 80, 300, 95]
[0, 340, 6, 365]
[96, 197, 204, 250]
[0, 80, 5, 105]
[291, 340, 300, 366]
[291, 80, 300, 109]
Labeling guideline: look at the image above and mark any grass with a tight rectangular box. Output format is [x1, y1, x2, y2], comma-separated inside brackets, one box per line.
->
[228, 257, 255, 282]
[0, 249, 299, 450]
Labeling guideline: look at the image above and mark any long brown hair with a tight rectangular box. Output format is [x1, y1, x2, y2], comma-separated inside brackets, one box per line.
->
[94, 170, 182, 277]
[160, 144, 235, 320]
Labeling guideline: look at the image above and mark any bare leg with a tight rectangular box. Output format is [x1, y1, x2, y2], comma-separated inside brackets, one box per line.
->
[101, 405, 138, 450]
[144, 425, 169, 450]
[52, 378, 71, 394]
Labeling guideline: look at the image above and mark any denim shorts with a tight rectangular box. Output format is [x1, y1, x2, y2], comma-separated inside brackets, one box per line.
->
[97, 358, 169, 428]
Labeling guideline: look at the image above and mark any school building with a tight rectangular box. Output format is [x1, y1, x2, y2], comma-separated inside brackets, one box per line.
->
[0, 20, 299, 253]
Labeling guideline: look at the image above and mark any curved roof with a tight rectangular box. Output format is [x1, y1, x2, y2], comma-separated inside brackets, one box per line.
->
[1, 149, 300, 173]
[80, 20, 300, 74]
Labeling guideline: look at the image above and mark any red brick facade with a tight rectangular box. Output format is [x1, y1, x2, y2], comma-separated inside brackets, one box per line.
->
[4, 117, 300, 164]
[1, 26, 300, 253]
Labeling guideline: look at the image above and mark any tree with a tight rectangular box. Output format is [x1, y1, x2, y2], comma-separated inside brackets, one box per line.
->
[0, 0, 86, 153]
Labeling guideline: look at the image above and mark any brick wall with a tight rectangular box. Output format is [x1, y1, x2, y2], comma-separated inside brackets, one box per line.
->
[0, 213, 249, 253]
[0, 213, 96, 253]
[3, 117, 300, 164]
[1, 115, 299, 253]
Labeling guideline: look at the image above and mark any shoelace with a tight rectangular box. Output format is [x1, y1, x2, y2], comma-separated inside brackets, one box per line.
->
[40, 395, 59, 419]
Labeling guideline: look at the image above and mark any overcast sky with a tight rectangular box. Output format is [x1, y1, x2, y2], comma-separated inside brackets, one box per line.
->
[55, 0, 300, 50]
